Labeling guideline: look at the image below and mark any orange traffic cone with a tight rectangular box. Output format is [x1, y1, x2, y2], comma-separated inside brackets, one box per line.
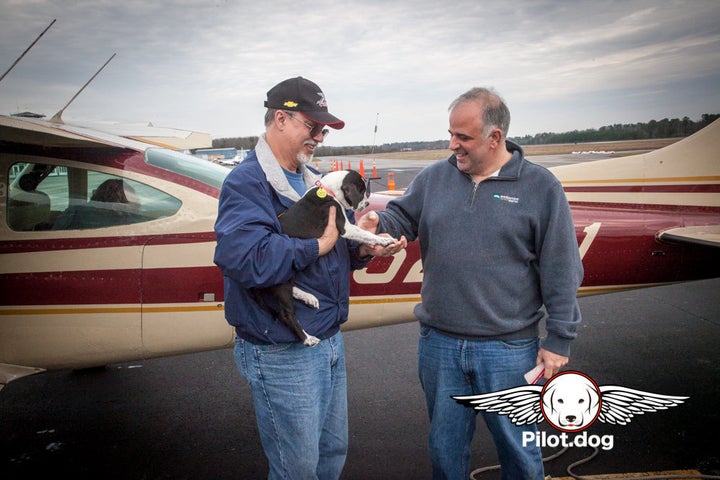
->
[372, 162, 378, 179]
[359, 159, 365, 178]
[387, 172, 395, 190]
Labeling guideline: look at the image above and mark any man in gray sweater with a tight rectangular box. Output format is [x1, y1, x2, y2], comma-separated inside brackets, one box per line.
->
[361, 87, 583, 479]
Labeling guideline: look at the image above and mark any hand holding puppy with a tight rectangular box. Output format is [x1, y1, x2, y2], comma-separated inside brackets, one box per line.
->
[317, 206, 339, 256]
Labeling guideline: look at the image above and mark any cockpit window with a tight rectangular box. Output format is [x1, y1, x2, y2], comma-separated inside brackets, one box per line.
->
[6, 163, 54, 231]
[145, 148, 230, 189]
[7, 162, 182, 231]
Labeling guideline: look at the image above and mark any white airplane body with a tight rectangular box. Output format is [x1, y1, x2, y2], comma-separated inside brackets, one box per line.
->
[1, 114, 719, 389]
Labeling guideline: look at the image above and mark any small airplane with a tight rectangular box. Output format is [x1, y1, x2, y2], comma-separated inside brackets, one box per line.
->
[1, 23, 718, 390]
[1, 113, 718, 390]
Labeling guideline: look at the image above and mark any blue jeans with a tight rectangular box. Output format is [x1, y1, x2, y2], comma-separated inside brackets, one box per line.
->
[234, 331, 348, 480]
[418, 326, 544, 480]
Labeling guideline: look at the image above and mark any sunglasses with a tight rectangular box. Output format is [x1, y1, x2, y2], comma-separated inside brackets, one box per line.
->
[285, 111, 330, 139]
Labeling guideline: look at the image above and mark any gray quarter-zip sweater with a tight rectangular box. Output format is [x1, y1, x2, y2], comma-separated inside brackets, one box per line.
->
[377, 141, 583, 356]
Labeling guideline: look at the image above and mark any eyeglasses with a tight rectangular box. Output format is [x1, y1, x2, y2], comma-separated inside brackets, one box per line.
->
[285, 111, 330, 139]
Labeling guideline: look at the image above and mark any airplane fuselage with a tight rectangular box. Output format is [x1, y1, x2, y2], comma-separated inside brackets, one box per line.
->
[1, 115, 718, 379]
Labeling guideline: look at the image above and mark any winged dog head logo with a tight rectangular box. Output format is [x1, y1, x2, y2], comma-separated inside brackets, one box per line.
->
[453, 371, 688, 433]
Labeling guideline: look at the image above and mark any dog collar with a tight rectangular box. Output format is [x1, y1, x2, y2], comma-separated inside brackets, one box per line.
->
[314, 180, 336, 198]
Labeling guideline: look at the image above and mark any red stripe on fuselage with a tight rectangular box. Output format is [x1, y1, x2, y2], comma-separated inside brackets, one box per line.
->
[563, 184, 720, 193]
[568, 202, 720, 214]
[1, 265, 224, 306]
[0, 232, 216, 254]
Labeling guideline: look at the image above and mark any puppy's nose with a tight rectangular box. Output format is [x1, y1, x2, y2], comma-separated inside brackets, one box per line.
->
[565, 416, 576, 423]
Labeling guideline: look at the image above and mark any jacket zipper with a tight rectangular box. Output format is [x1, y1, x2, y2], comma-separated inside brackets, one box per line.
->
[471, 181, 480, 207]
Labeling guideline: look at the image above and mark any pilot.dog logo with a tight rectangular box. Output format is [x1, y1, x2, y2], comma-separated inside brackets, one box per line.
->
[541, 372, 601, 432]
[453, 371, 688, 433]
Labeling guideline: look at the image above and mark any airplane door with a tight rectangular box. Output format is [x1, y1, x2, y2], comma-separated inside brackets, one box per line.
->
[140, 235, 231, 358]
[1, 163, 145, 370]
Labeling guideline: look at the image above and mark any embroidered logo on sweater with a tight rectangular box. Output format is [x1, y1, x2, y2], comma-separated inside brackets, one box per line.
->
[493, 194, 519, 204]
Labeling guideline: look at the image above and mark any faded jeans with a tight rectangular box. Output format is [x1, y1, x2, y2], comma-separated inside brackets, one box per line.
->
[234, 331, 347, 480]
[418, 325, 544, 480]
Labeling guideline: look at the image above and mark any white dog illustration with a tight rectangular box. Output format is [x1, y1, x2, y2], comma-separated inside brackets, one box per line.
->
[452, 370, 688, 432]
[541, 372, 601, 431]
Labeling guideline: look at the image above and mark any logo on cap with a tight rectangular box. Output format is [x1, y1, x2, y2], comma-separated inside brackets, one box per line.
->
[264, 77, 345, 129]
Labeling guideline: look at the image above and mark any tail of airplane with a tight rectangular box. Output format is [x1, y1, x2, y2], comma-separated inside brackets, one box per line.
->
[551, 119, 720, 247]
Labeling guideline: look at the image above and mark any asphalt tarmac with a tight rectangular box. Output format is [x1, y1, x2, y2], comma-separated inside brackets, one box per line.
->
[2, 278, 718, 479]
[2, 157, 719, 479]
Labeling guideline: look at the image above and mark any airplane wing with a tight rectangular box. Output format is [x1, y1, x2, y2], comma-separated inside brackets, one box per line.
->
[658, 225, 720, 248]
[73, 122, 213, 150]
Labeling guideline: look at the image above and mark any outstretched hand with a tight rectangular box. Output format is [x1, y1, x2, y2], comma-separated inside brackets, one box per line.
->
[356, 210, 380, 233]
[357, 211, 407, 257]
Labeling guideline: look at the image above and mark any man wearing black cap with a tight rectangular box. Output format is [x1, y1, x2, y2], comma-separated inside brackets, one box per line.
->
[214, 77, 403, 479]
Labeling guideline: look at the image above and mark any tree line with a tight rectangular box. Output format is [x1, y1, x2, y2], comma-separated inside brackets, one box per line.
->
[211, 113, 719, 155]
[512, 113, 719, 145]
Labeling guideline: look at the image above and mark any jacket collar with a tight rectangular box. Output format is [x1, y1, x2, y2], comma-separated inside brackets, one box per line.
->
[255, 134, 321, 201]
[448, 139, 526, 181]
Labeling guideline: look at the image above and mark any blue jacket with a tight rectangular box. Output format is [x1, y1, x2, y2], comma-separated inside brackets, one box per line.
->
[377, 141, 583, 356]
[214, 135, 368, 344]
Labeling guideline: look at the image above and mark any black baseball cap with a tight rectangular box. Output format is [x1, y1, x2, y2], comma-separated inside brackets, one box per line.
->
[264, 76, 345, 129]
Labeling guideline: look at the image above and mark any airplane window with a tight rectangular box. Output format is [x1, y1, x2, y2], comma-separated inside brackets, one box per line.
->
[145, 148, 230, 189]
[6, 163, 54, 231]
[6, 162, 182, 231]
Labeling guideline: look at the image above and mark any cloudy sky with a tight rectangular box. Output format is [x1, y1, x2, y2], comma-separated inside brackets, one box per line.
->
[1, 0, 719, 147]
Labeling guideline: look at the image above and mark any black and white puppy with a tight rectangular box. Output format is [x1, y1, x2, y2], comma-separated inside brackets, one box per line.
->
[252, 169, 395, 346]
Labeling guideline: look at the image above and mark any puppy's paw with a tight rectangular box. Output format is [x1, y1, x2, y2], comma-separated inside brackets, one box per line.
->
[374, 235, 397, 246]
[304, 295, 320, 309]
[303, 332, 321, 347]
[293, 287, 319, 309]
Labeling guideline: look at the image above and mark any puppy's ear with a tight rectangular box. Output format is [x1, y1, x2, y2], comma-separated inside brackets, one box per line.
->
[341, 182, 364, 209]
